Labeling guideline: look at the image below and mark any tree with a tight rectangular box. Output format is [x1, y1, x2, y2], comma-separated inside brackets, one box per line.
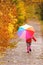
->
[34, 2, 43, 21]
[0, 0, 18, 50]
[39, 3, 43, 20]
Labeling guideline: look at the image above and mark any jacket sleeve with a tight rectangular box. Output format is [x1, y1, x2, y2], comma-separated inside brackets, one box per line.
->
[32, 36, 36, 42]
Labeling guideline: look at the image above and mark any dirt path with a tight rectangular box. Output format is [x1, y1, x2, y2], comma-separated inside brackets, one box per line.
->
[0, 21, 43, 65]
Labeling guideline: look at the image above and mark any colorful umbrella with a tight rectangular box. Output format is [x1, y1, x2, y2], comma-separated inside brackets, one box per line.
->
[17, 24, 35, 40]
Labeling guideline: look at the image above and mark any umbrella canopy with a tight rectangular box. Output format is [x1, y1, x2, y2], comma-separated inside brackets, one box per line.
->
[17, 24, 35, 40]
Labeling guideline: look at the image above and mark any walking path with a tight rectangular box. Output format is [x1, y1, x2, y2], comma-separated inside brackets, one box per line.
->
[0, 21, 43, 65]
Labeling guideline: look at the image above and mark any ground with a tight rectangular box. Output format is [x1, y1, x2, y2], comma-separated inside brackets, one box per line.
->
[0, 21, 43, 65]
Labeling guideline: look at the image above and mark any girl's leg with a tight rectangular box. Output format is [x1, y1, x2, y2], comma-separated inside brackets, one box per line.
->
[29, 43, 31, 51]
[27, 47, 29, 53]
[29, 46, 31, 51]
[27, 43, 29, 53]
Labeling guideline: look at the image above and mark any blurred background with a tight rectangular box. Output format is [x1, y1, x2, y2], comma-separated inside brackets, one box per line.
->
[0, 0, 43, 52]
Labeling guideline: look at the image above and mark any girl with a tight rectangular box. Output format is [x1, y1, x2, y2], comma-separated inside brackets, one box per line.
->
[26, 36, 36, 53]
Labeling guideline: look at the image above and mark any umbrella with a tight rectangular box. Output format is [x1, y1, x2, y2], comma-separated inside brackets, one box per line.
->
[17, 24, 35, 40]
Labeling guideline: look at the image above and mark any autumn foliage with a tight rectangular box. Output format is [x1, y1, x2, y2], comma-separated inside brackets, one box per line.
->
[0, 1, 18, 52]
[0, 0, 43, 52]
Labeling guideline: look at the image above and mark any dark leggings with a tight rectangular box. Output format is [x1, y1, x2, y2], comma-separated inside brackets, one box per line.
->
[26, 42, 31, 47]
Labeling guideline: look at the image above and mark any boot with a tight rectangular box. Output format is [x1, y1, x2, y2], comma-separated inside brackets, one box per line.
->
[29, 46, 31, 51]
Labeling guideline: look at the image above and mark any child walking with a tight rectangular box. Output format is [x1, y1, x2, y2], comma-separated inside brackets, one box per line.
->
[26, 36, 36, 53]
